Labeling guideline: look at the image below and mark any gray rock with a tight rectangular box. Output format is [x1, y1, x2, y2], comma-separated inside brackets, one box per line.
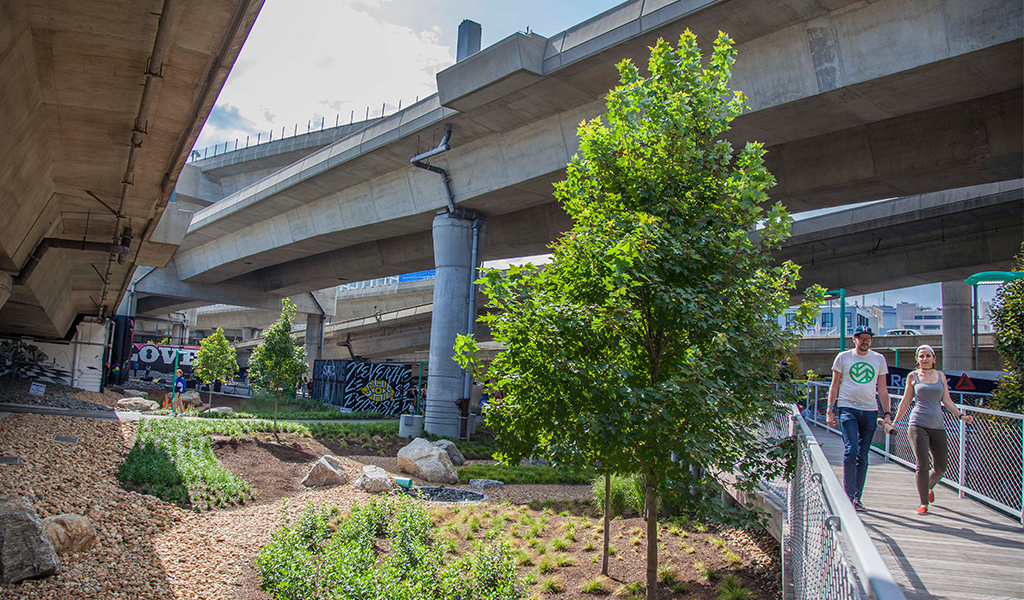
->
[301, 456, 349, 487]
[397, 438, 458, 484]
[354, 465, 395, 493]
[41, 514, 96, 554]
[206, 406, 233, 414]
[469, 478, 504, 490]
[116, 397, 159, 412]
[432, 439, 465, 466]
[0, 496, 60, 584]
[120, 389, 150, 398]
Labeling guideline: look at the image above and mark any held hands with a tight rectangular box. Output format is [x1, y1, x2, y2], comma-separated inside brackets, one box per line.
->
[961, 414, 974, 425]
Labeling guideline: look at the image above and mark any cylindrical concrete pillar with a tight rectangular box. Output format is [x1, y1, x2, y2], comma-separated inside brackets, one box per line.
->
[0, 271, 11, 312]
[941, 281, 973, 372]
[305, 313, 324, 371]
[425, 214, 474, 438]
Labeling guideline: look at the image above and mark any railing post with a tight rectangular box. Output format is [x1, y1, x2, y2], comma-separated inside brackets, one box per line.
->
[884, 423, 891, 461]
[1020, 420, 1024, 526]
[958, 415, 966, 498]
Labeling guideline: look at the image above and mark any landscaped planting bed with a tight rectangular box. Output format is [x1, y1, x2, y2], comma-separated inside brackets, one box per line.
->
[256, 496, 779, 600]
[120, 418, 309, 509]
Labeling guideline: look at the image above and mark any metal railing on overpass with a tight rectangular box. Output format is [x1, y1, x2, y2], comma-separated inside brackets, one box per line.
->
[781, 406, 906, 600]
[799, 381, 1023, 524]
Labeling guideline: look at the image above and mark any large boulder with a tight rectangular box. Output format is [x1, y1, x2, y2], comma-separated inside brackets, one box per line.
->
[117, 397, 159, 412]
[206, 406, 233, 415]
[41, 515, 96, 554]
[397, 438, 459, 484]
[301, 456, 349, 487]
[353, 465, 395, 493]
[432, 439, 465, 466]
[121, 389, 150, 398]
[0, 496, 60, 584]
[469, 479, 504, 490]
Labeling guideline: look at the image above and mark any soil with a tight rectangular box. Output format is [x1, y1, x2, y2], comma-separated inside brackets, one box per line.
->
[1, 413, 781, 600]
[209, 435, 780, 600]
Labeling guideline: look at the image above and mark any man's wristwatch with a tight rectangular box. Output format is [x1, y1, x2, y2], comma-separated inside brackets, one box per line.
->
[883, 411, 892, 417]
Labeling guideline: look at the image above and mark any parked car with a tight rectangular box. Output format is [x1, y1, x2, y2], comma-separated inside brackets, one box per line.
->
[886, 329, 919, 336]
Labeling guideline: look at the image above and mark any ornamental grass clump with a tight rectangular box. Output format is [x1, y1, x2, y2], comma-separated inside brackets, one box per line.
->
[257, 496, 522, 600]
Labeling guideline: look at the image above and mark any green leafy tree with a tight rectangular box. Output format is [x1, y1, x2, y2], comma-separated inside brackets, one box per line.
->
[194, 328, 238, 412]
[458, 31, 822, 598]
[990, 245, 1024, 413]
[249, 298, 307, 434]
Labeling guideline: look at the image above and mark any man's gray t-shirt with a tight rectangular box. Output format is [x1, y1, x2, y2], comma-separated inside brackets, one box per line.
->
[832, 349, 888, 411]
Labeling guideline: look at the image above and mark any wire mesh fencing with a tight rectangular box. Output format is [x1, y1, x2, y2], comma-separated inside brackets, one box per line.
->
[782, 408, 905, 600]
[795, 381, 1023, 523]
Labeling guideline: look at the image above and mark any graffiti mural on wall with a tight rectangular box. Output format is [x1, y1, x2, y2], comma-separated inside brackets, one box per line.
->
[312, 360, 412, 415]
[0, 339, 74, 385]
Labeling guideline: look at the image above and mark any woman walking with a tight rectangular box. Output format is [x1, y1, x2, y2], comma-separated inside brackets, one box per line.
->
[893, 344, 973, 514]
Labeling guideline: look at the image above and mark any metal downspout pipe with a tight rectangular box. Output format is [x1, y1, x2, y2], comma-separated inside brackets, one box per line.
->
[97, 0, 180, 317]
[462, 219, 483, 401]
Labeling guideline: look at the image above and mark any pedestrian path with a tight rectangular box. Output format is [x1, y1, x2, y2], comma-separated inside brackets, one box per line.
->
[812, 423, 1024, 600]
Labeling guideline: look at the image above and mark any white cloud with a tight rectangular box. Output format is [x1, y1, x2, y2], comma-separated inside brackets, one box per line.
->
[195, 0, 453, 150]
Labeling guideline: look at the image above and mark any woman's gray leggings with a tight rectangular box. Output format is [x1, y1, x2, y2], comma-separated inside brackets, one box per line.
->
[909, 425, 948, 505]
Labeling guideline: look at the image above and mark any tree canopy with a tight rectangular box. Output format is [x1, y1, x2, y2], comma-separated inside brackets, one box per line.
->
[249, 298, 308, 433]
[990, 245, 1024, 413]
[194, 327, 238, 408]
[457, 31, 821, 598]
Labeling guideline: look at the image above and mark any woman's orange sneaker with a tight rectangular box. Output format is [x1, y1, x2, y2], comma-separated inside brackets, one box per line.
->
[928, 490, 934, 503]
[916, 505, 928, 514]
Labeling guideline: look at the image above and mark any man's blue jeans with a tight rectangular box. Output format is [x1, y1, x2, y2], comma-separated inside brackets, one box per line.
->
[838, 407, 878, 501]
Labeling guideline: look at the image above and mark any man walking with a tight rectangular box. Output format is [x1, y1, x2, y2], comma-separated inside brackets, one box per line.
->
[826, 325, 892, 511]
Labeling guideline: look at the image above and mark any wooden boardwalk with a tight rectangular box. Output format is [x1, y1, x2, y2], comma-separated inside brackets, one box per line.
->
[811, 424, 1024, 600]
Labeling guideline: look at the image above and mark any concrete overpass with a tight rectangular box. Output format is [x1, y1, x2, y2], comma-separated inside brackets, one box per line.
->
[134, 0, 1021, 437]
[208, 182, 1021, 366]
[0, 0, 265, 338]
[144, 0, 1022, 304]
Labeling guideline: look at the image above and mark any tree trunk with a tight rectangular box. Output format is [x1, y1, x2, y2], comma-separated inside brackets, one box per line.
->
[602, 472, 611, 576]
[645, 479, 658, 600]
[273, 393, 279, 439]
[208, 384, 214, 413]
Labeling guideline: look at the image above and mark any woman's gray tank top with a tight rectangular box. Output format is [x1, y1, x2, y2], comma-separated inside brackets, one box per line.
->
[909, 374, 946, 429]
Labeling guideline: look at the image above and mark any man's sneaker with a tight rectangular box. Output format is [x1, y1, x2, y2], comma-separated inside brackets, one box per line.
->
[928, 490, 935, 503]
[853, 499, 866, 512]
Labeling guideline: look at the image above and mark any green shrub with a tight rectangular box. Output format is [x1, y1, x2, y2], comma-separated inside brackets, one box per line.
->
[591, 473, 644, 517]
[308, 420, 399, 438]
[458, 464, 593, 485]
[256, 496, 523, 600]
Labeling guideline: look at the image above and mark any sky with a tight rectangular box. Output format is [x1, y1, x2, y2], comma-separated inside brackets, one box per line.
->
[194, 0, 622, 152]
[194, 0, 1002, 311]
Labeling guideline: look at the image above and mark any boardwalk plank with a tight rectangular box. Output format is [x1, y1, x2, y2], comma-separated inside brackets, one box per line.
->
[810, 424, 1024, 600]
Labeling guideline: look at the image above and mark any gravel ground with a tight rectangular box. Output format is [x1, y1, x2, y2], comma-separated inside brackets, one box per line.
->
[0, 413, 369, 600]
[0, 378, 119, 412]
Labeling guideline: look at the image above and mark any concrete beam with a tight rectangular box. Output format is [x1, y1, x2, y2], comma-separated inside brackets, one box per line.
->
[132, 263, 336, 316]
[779, 182, 1023, 297]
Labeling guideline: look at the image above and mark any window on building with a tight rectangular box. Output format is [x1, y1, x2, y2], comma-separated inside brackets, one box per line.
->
[822, 313, 833, 327]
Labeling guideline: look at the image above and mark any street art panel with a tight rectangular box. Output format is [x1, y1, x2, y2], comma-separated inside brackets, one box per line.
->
[312, 359, 412, 415]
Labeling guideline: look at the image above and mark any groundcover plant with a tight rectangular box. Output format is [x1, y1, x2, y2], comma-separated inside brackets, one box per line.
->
[256, 495, 522, 600]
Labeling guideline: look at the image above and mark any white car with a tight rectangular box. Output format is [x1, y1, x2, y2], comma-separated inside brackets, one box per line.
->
[886, 329, 919, 336]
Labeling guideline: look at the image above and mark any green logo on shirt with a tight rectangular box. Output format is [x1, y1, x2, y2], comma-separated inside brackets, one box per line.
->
[850, 362, 875, 384]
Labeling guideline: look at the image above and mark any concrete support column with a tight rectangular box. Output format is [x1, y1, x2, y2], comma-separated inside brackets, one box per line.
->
[0, 271, 11, 312]
[425, 214, 476, 438]
[941, 281, 973, 372]
[305, 313, 324, 372]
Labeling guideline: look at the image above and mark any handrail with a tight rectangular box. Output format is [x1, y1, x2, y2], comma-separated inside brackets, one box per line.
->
[796, 381, 1023, 524]
[788, 407, 906, 600]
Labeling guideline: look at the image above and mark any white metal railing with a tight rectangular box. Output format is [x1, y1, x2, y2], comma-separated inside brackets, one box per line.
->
[782, 406, 906, 600]
[797, 381, 1023, 524]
